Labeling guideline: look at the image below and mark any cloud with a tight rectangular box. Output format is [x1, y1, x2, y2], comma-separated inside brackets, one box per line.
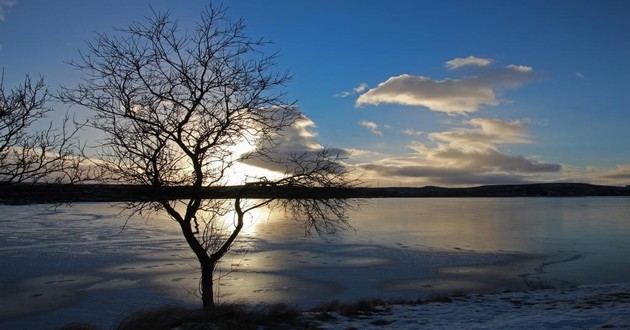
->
[575, 72, 586, 79]
[429, 118, 531, 146]
[241, 111, 348, 174]
[599, 165, 630, 180]
[356, 74, 498, 113]
[582, 165, 630, 185]
[344, 148, 388, 164]
[506, 64, 533, 73]
[354, 117, 562, 186]
[353, 83, 368, 93]
[408, 140, 560, 173]
[0, 0, 16, 21]
[335, 82, 368, 98]
[550, 164, 630, 186]
[360, 164, 532, 185]
[445, 56, 493, 70]
[355, 57, 536, 114]
[359, 120, 384, 136]
[402, 128, 424, 136]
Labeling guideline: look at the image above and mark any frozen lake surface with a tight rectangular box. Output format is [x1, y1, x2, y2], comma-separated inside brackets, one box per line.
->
[1, 197, 629, 329]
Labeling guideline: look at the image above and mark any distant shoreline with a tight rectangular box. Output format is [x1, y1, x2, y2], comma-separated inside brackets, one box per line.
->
[1, 182, 629, 205]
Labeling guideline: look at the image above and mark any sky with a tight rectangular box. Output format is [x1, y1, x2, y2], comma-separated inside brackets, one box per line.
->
[1, 0, 629, 187]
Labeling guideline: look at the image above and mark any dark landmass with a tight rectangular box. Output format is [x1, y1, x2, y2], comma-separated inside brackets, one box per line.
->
[0, 183, 629, 205]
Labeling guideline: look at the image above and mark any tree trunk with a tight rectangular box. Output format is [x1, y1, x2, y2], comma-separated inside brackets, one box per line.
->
[201, 261, 215, 310]
[173, 210, 217, 310]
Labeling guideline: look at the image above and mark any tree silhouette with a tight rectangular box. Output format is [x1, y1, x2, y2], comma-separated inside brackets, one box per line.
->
[61, 5, 356, 309]
[1, 72, 86, 185]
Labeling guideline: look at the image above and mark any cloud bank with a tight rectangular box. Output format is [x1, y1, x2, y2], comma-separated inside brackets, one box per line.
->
[357, 118, 562, 186]
[355, 57, 535, 113]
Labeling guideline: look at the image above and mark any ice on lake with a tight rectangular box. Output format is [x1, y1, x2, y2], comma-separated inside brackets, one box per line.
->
[1, 197, 629, 329]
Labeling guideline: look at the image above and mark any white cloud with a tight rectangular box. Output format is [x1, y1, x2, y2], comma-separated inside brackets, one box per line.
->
[402, 128, 424, 136]
[359, 120, 384, 136]
[0, 0, 16, 21]
[355, 59, 535, 113]
[506, 64, 533, 73]
[335, 82, 369, 98]
[445, 56, 493, 70]
[575, 72, 586, 79]
[469, 118, 527, 136]
[353, 82, 368, 93]
[429, 118, 531, 147]
[356, 74, 498, 113]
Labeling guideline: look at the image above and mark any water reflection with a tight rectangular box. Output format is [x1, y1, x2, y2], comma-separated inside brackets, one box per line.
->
[343, 198, 630, 257]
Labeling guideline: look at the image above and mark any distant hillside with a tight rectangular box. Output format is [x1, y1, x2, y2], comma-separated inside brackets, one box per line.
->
[0, 183, 629, 204]
[352, 183, 630, 198]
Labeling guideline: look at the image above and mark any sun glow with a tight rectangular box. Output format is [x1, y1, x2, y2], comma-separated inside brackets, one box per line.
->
[191, 200, 272, 237]
[224, 138, 283, 186]
[225, 162, 282, 185]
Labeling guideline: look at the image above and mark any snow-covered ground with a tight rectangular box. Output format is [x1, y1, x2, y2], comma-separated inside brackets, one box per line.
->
[306, 283, 630, 329]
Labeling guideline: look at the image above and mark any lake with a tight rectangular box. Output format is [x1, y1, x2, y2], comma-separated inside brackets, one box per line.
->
[1, 197, 629, 329]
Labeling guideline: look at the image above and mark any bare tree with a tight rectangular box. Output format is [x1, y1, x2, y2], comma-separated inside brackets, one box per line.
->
[61, 5, 356, 309]
[0, 71, 87, 185]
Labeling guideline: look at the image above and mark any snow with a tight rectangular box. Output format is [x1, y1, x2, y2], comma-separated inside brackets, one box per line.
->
[306, 283, 630, 329]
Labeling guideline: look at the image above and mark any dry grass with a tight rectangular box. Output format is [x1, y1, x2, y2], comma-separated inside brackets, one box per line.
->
[310, 290, 471, 319]
[312, 298, 385, 317]
[69, 287, 602, 329]
[111, 303, 312, 330]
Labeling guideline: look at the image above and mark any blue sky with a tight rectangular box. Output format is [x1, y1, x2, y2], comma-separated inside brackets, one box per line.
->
[1, 0, 629, 186]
